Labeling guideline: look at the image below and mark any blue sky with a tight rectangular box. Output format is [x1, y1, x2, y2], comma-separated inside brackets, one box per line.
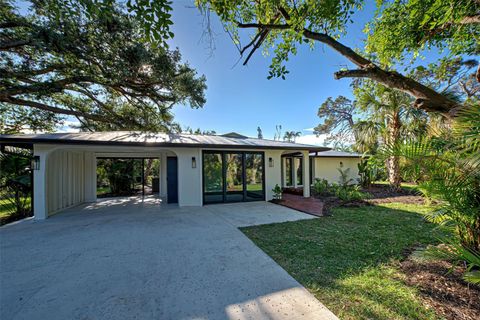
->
[20, 1, 445, 144]
[167, 1, 377, 144]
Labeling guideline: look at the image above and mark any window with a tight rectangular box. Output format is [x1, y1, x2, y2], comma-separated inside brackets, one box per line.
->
[285, 157, 293, 186]
[203, 152, 223, 203]
[203, 151, 265, 204]
[296, 157, 303, 186]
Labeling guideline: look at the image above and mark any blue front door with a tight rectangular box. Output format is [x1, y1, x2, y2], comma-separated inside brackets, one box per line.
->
[167, 157, 178, 203]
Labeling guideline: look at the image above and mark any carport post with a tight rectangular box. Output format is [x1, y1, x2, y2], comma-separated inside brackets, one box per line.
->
[33, 146, 50, 220]
[142, 158, 145, 197]
[302, 150, 310, 198]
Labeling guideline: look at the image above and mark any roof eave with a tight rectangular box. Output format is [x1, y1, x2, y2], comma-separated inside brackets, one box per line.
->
[0, 137, 330, 152]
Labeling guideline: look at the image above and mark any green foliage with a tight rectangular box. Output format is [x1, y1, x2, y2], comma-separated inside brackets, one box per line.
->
[312, 178, 329, 196]
[337, 166, 354, 187]
[1, 0, 206, 132]
[357, 158, 374, 187]
[38, 0, 175, 47]
[312, 175, 369, 202]
[283, 131, 301, 142]
[272, 183, 282, 200]
[0, 148, 32, 222]
[97, 159, 135, 195]
[421, 238, 480, 285]
[331, 184, 370, 202]
[197, 0, 363, 79]
[377, 103, 480, 284]
[366, 0, 480, 66]
[314, 96, 359, 146]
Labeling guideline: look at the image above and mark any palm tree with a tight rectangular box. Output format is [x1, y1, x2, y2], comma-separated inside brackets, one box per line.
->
[355, 83, 420, 190]
[283, 131, 301, 143]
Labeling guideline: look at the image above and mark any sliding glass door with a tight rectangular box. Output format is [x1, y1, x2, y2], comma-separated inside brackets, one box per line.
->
[203, 153, 223, 204]
[203, 151, 265, 204]
[225, 153, 244, 202]
[245, 153, 264, 200]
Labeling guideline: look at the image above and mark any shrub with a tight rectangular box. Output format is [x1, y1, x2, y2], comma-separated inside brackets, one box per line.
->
[312, 178, 330, 196]
[334, 185, 370, 202]
[272, 184, 282, 200]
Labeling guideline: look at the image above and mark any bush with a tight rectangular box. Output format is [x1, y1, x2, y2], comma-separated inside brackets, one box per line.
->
[272, 184, 282, 200]
[333, 184, 370, 202]
[312, 178, 330, 196]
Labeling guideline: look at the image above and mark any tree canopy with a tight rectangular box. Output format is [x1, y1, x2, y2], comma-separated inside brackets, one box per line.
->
[0, 0, 206, 133]
[197, 0, 479, 115]
[366, 0, 480, 66]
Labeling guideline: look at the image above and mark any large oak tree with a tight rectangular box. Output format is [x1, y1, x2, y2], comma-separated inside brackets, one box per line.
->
[0, 0, 206, 133]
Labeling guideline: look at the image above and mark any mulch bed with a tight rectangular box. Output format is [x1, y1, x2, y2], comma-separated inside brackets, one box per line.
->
[363, 184, 425, 205]
[313, 183, 426, 214]
[399, 254, 480, 320]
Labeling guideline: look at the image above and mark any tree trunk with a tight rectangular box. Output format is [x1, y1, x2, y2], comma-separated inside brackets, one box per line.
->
[386, 112, 402, 190]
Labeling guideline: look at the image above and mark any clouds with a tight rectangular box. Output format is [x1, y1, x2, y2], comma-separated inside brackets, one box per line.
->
[56, 120, 81, 133]
[296, 133, 328, 146]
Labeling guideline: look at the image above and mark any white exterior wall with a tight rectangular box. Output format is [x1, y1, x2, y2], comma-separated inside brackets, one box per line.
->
[264, 150, 283, 201]
[171, 148, 202, 206]
[313, 157, 361, 184]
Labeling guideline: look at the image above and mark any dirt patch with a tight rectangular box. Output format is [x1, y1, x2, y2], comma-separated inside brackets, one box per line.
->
[313, 183, 426, 214]
[399, 256, 480, 320]
[364, 184, 425, 205]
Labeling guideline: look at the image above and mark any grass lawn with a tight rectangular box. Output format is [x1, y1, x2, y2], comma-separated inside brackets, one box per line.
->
[374, 181, 419, 193]
[241, 203, 447, 320]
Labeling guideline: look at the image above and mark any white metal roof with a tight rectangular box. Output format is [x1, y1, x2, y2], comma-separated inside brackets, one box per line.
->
[0, 131, 331, 152]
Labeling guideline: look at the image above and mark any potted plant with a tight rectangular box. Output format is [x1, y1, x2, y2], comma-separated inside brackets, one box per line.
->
[271, 184, 283, 203]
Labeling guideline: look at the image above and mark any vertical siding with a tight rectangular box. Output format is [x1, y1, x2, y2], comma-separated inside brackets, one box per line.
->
[46, 150, 86, 215]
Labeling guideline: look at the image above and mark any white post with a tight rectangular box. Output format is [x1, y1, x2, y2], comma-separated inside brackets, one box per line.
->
[302, 151, 310, 198]
[292, 157, 298, 188]
[33, 146, 51, 220]
[160, 152, 167, 199]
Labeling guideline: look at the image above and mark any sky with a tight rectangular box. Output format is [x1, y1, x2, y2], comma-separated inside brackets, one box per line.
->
[162, 1, 378, 145]
[22, 1, 445, 144]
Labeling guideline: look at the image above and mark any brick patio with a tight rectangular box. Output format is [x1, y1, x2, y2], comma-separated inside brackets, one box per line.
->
[275, 193, 324, 217]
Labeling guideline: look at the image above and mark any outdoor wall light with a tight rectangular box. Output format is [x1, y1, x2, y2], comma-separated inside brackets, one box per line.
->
[269, 157, 274, 167]
[339, 161, 343, 167]
[32, 155, 40, 170]
[192, 156, 197, 168]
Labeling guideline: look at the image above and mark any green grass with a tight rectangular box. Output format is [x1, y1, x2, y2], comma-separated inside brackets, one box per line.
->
[374, 181, 419, 192]
[241, 203, 446, 320]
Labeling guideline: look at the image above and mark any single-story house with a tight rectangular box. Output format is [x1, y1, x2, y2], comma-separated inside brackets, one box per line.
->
[0, 131, 362, 220]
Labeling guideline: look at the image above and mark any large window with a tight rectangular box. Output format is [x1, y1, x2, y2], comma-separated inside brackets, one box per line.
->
[203, 151, 265, 204]
[296, 158, 303, 186]
[284, 156, 304, 186]
[285, 157, 293, 186]
[203, 153, 224, 203]
[245, 153, 264, 200]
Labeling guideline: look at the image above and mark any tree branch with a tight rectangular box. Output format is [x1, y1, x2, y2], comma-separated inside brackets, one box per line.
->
[1, 96, 109, 122]
[237, 19, 461, 115]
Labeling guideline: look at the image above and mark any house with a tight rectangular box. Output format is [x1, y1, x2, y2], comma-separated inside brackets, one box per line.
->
[0, 131, 362, 219]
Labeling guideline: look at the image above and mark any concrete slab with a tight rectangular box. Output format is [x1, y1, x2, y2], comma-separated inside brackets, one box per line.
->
[0, 198, 336, 320]
[206, 201, 316, 227]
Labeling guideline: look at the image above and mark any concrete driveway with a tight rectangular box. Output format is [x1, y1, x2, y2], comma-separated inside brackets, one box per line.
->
[0, 197, 337, 320]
